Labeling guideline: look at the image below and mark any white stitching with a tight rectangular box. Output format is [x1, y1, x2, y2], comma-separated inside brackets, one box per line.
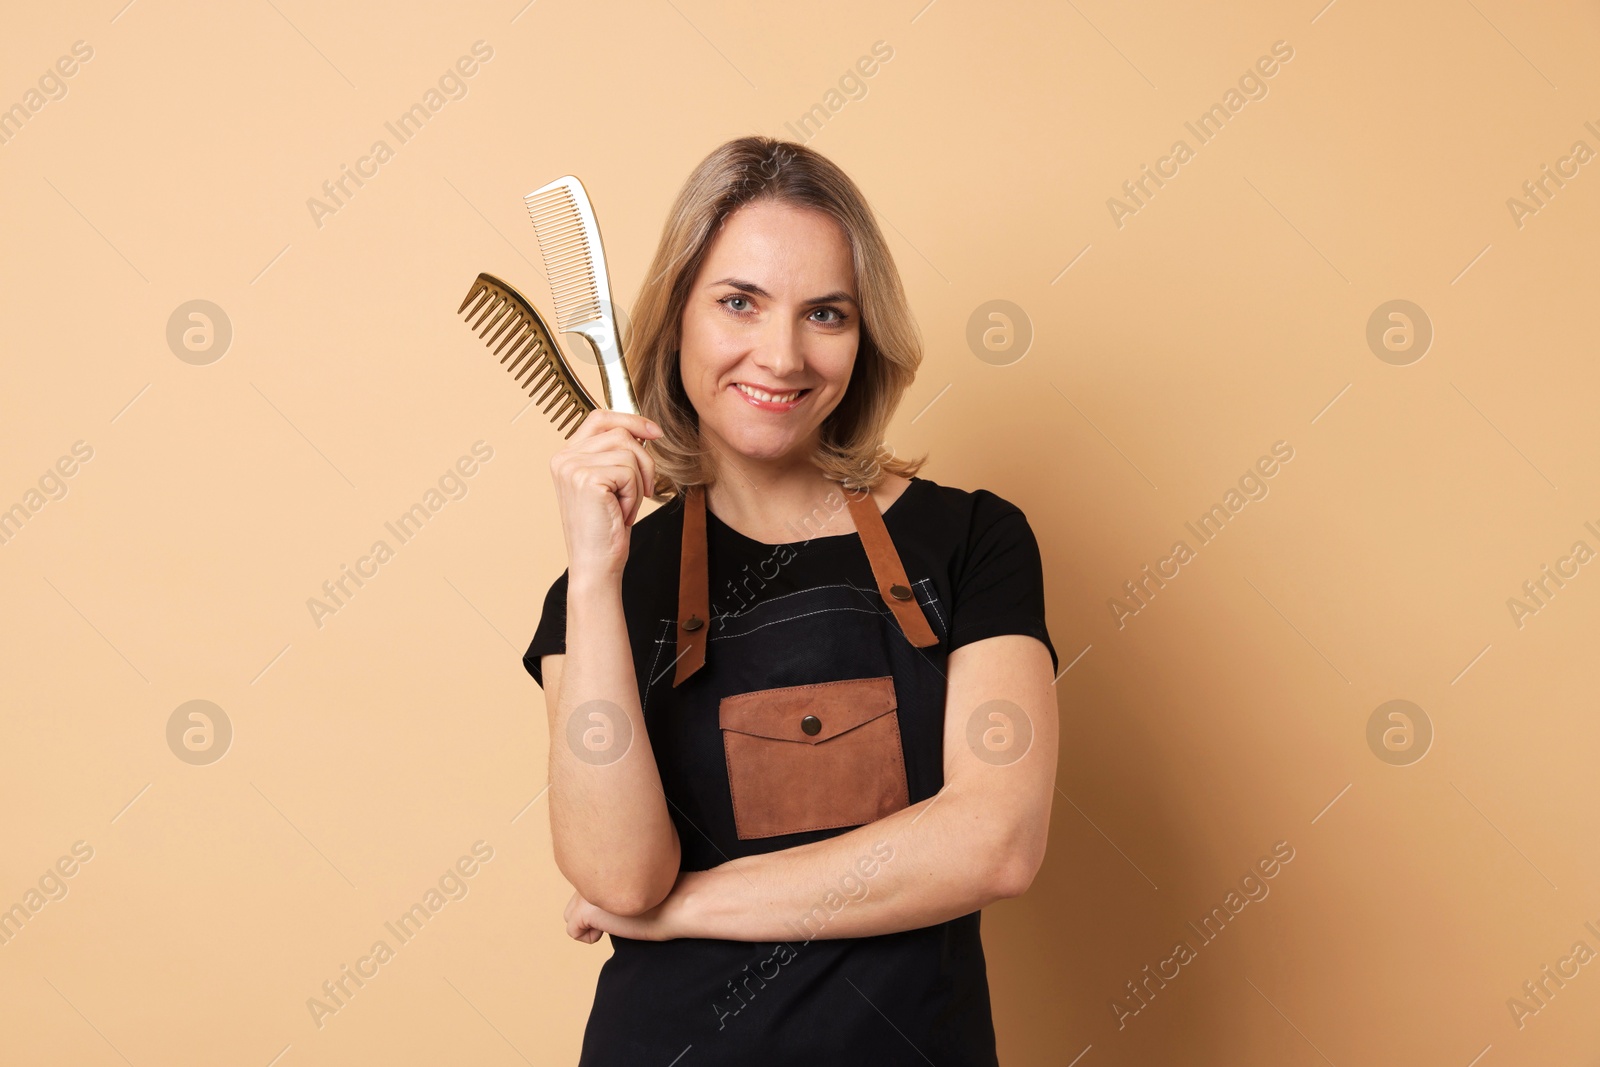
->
[917, 579, 947, 633]
[647, 577, 945, 650]
[642, 616, 671, 713]
[710, 580, 879, 624]
[711, 605, 890, 640]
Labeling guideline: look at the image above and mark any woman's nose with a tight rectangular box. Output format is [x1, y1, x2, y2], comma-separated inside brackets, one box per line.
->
[750, 317, 804, 376]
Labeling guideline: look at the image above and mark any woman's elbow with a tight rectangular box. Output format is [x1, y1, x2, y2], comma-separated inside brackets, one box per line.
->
[561, 841, 681, 917]
[990, 824, 1048, 900]
[590, 885, 660, 917]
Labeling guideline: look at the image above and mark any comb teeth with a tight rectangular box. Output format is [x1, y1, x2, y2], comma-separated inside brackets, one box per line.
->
[524, 184, 602, 332]
[456, 272, 596, 437]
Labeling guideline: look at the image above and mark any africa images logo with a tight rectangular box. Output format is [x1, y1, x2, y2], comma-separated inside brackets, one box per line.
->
[712, 841, 895, 1033]
[1111, 841, 1296, 1029]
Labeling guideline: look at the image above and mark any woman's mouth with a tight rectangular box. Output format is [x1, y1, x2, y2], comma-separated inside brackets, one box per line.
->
[731, 382, 811, 411]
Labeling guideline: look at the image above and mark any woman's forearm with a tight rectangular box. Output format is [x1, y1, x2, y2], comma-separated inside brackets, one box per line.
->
[667, 780, 1028, 942]
[548, 570, 680, 915]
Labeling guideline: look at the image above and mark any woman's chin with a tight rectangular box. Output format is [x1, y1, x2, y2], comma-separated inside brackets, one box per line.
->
[713, 426, 809, 463]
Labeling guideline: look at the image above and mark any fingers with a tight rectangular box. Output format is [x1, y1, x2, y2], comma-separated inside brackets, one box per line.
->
[571, 409, 661, 450]
[564, 892, 605, 943]
[587, 427, 659, 520]
[556, 413, 663, 524]
[565, 893, 586, 940]
[569, 459, 643, 527]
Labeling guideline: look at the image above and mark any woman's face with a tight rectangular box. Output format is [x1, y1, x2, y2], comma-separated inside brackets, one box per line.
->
[678, 198, 860, 468]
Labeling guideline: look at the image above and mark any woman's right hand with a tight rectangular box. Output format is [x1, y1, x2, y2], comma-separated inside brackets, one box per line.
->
[549, 410, 662, 581]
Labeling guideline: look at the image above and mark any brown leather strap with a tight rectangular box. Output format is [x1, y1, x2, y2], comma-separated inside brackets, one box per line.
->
[672, 485, 709, 687]
[842, 484, 939, 648]
[673, 480, 936, 688]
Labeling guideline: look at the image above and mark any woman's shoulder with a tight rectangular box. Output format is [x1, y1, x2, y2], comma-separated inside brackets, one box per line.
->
[900, 475, 1032, 530]
[888, 476, 1044, 572]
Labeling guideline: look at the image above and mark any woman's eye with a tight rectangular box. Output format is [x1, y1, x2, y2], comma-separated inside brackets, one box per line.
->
[718, 296, 847, 325]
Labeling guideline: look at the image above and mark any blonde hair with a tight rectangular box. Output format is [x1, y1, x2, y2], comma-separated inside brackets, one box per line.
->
[624, 135, 927, 501]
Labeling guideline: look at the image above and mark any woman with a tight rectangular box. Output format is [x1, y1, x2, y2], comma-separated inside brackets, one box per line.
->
[524, 135, 1059, 1065]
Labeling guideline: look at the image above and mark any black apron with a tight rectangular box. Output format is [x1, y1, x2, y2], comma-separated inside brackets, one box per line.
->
[578, 481, 1000, 1067]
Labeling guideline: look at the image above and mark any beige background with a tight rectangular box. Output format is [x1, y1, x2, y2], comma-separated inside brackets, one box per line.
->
[2, 0, 1597, 1063]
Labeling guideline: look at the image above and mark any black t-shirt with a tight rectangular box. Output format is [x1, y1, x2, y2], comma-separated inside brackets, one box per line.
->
[521, 474, 1056, 1065]
[523, 474, 1057, 687]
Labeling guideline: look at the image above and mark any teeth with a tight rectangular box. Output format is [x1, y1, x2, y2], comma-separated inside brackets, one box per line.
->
[736, 383, 802, 403]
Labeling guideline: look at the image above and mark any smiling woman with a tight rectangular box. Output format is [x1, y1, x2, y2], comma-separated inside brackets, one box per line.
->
[674, 199, 864, 482]
[624, 139, 926, 503]
[524, 135, 1058, 1067]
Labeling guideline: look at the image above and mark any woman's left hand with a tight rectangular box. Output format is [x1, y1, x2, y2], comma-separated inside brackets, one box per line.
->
[564, 886, 685, 943]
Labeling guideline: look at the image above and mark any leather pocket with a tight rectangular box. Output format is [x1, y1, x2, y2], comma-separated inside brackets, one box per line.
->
[719, 675, 910, 840]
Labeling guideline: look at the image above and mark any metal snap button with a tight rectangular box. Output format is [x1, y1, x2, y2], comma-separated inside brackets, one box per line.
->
[889, 584, 912, 601]
[800, 714, 821, 736]
[682, 615, 704, 631]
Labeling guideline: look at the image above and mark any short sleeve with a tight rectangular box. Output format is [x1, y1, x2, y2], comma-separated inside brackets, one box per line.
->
[945, 493, 1058, 674]
[522, 569, 569, 689]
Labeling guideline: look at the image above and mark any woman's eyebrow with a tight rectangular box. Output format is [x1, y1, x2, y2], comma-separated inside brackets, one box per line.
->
[710, 277, 857, 306]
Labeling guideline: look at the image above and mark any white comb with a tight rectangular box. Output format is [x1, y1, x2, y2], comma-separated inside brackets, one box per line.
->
[523, 175, 639, 416]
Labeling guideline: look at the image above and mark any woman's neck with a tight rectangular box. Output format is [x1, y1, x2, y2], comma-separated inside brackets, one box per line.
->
[702, 459, 855, 544]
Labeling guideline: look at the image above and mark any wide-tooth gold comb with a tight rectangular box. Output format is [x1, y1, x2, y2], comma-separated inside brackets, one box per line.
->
[456, 272, 597, 437]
